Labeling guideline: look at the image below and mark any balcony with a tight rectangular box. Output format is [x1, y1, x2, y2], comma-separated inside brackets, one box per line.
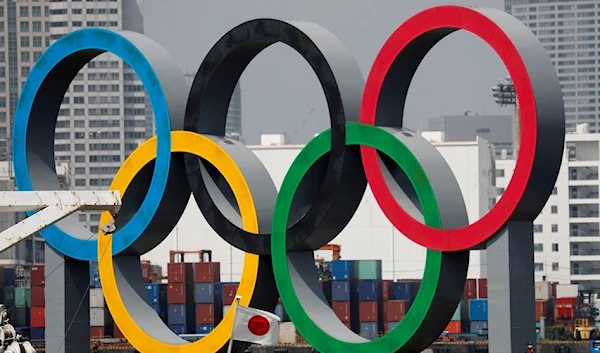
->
[571, 242, 600, 256]
[568, 141, 600, 162]
[569, 166, 599, 181]
[571, 222, 600, 237]
[570, 185, 600, 199]
[570, 204, 600, 218]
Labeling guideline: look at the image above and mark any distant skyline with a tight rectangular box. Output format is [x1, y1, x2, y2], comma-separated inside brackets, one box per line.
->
[143, 0, 513, 145]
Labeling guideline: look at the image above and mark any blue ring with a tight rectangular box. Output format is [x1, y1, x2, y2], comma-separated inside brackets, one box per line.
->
[12, 28, 172, 261]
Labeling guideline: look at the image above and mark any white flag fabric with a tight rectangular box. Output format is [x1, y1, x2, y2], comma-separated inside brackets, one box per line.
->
[231, 305, 281, 346]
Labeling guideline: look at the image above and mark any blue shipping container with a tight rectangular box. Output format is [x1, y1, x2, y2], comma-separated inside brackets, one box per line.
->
[196, 324, 214, 334]
[194, 283, 221, 304]
[167, 304, 195, 326]
[30, 328, 45, 340]
[469, 299, 488, 321]
[359, 322, 378, 339]
[331, 260, 357, 280]
[358, 281, 382, 301]
[470, 320, 488, 333]
[392, 282, 415, 301]
[332, 281, 351, 301]
[3, 287, 14, 308]
[3, 268, 15, 286]
[146, 283, 167, 305]
[386, 321, 398, 332]
[89, 262, 101, 288]
[169, 324, 186, 335]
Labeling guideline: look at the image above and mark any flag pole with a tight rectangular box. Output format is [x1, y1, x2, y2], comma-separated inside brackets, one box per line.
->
[227, 295, 243, 353]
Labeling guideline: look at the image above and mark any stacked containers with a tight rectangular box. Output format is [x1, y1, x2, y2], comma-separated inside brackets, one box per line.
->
[90, 287, 113, 338]
[387, 280, 418, 332]
[167, 262, 195, 334]
[30, 266, 45, 340]
[221, 282, 239, 318]
[468, 299, 488, 333]
[330, 260, 358, 331]
[146, 283, 168, 320]
[194, 262, 222, 334]
[11, 268, 28, 329]
[89, 261, 101, 288]
[535, 282, 555, 325]
[357, 260, 383, 339]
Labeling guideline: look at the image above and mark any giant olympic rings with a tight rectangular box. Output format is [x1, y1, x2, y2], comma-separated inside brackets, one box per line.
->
[11, 5, 564, 353]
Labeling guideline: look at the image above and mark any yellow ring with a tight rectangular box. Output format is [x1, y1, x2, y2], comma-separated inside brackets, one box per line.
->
[98, 130, 260, 352]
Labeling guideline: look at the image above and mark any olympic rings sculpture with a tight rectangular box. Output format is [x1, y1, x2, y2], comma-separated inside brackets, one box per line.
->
[12, 5, 564, 353]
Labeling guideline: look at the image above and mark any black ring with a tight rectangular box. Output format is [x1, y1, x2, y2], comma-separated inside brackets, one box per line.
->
[183, 19, 366, 255]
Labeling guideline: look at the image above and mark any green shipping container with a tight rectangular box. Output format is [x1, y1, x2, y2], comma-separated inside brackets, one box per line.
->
[357, 260, 382, 280]
[14, 287, 30, 307]
[452, 301, 463, 321]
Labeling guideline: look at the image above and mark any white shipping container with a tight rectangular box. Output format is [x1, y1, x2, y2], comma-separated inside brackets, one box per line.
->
[535, 282, 551, 301]
[278, 322, 297, 345]
[90, 288, 104, 308]
[90, 308, 112, 327]
[556, 284, 579, 298]
[223, 305, 231, 318]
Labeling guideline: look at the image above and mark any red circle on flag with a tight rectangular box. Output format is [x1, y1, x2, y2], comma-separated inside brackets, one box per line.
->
[248, 315, 270, 336]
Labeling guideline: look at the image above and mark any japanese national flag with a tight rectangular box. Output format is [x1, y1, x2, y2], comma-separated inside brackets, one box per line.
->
[231, 305, 281, 346]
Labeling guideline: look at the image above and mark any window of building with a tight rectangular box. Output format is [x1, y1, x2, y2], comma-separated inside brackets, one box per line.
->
[32, 6, 41, 17]
[32, 36, 42, 47]
[551, 205, 558, 214]
[534, 243, 544, 252]
[552, 224, 558, 233]
[21, 52, 29, 63]
[21, 67, 30, 77]
[20, 36, 29, 47]
[19, 6, 28, 17]
[552, 187, 557, 195]
[78, 214, 86, 222]
[496, 169, 505, 177]
[75, 179, 86, 187]
[552, 263, 559, 271]
[534, 263, 544, 271]
[497, 187, 505, 196]
[552, 243, 559, 252]
[19, 21, 28, 32]
[32, 21, 41, 32]
[534, 224, 543, 233]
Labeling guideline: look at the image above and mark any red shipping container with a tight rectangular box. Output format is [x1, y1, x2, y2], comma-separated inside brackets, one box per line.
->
[30, 307, 45, 328]
[477, 279, 488, 299]
[194, 262, 221, 283]
[196, 304, 217, 324]
[382, 280, 392, 301]
[30, 266, 45, 286]
[385, 300, 408, 322]
[90, 326, 105, 339]
[359, 301, 379, 322]
[445, 320, 461, 334]
[536, 300, 548, 321]
[167, 263, 193, 283]
[141, 261, 151, 282]
[222, 284, 238, 305]
[31, 286, 44, 307]
[463, 279, 477, 299]
[555, 305, 575, 320]
[167, 283, 190, 304]
[332, 301, 351, 322]
[341, 321, 351, 329]
[556, 297, 577, 305]
[113, 323, 124, 339]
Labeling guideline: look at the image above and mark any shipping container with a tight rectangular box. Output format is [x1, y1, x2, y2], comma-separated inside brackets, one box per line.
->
[556, 284, 579, 298]
[196, 303, 223, 325]
[113, 323, 124, 339]
[12, 307, 29, 327]
[332, 281, 351, 301]
[30, 307, 44, 328]
[555, 298, 576, 320]
[464, 279, 477, 299]
[90, 262, 101, 288]
[167, 283, 194, 304]
[167, 263, 194, 283]
[535, 282, 552, 301]
[358, 281, 382, 301]
[194, 283, 221, 304]
[445, 320, 461, 334]
[30, 328, 44, 340]
[90, 327, 106, 339]
[452, 301, 463, 321]
[386, 321, 398, 332]
[359, 322, 378, 339]
[477, 279, 488, 299]
[194, 262, 221, 283]
[167, 304, 195, 327]
[279, 322, 297, 345]
[357, 260, 382, 280]
[14, 287, 30, 308]
[169, 324, 186, 335]
[30, 266, 45, 287]
[222, 283, 238, 305]
[536, 300, 549, 321]
[320, 280, 332, 302]
[90, 307, 112, 327]
[385, 300, 408, 322]
[470, 320, 488, 333]
[469, 299, 488, 321]
[90, 288, 104, 308]
[331, 260, 357, 281]
[332, 301, 353, 322]
[141, 261, 151, 282]
[4, 286, 15, 308]
[3, 268, 15, 287]
[382, 280, 392, 301]
[392, 282, 416, 301]
[359, 301, 380, 322]
[31, 286, 44, 307]
[196, 324, 214, 334]
[146, 283, 167, 306]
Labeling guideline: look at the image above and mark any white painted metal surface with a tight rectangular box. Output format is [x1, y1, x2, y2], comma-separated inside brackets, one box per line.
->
[0, 191, 121, 253]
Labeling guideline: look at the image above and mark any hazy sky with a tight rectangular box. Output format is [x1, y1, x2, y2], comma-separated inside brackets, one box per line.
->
[142, 0, 513, 144]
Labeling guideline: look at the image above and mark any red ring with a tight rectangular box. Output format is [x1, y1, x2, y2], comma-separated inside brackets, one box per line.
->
[359, 6, 537, 251]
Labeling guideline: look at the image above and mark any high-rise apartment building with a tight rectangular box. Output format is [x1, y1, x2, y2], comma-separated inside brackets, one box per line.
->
[506, 0, 600, 133]
[49, 0, 147, 233]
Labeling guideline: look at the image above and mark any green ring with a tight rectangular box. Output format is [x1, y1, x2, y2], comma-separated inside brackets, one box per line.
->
[271, 123, 452, 352]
